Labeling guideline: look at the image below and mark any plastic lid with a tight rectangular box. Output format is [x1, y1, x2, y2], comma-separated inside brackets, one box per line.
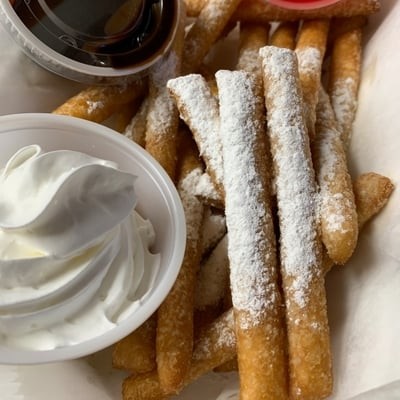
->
[268, 0, 342, 9]
[0, 0, 180, 84]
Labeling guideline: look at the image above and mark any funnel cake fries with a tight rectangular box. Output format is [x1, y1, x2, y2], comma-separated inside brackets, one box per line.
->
[237, 23, 269, 85]
[270, 21, 299, 50]
[232, 0, 380, 23]
[314, 88, 358, 265]
[144, 12, 185, 180]
[167, 74, 224, 198]
[124, 98, 149, 148]
[323, 173, 394, 275]
[156, 132, 205, 393]
[328, 18, 364, 148]
[182, 0, 242, 74]
[216, 70, 287, 400]
[123, 310, 236, 400]
[295, 19, 330, 140]
[53, 79, 146, 122]
[260, 46, 331, 400]
[112, 313, 157, 374]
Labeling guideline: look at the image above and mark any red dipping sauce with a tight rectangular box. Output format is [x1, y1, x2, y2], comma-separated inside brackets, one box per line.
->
[268, 0, 342, 9]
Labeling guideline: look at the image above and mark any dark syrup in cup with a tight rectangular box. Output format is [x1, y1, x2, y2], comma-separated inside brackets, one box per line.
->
[10, 0, 176, 68]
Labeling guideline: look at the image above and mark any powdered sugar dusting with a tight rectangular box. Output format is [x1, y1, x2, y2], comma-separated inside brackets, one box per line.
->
[178, 167, 204, 243]
[260, 46, 320, 309]
[86, 100, 103, 114]
[167, 75, 223, 192]
[195, 234, 229, 310]
[295, 47, 322, 76]
[193, 309, 236, 361]
[330, 77, 358, 144]
[201, 209, 227, 255]
[195, 173, 224, 206]
[216, 69, 278, 329]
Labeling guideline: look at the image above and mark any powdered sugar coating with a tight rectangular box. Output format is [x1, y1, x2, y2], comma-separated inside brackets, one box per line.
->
[216, 69, 278, 329]
[295, 47, 322, 76]
[260, 46, 320, 308]
[167, 74, 224, 193]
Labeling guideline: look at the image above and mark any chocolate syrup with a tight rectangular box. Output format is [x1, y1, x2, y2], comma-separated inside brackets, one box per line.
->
[11, 0, 176, 68]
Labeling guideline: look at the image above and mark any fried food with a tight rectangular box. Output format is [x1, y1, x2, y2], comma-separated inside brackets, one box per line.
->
[232, 0, 381, 23]
[260, 46, 331, 400]
[270, 21, 299, 50]
[123, 309, 236, 400]
[323, 172, 394, 274]
[53, 79, 147, 122]
[295, 19, 330, 140]
[123, 98, 149, 148]
[314, 87, 358, 265]
[182, 0, 242, 74]
[216, 69, 287, 400]
[156, 131, 205, 393]
[200, 207, 226, 257]
[167, 74, 224, 198]
[237, 22, 270, 86]
[328, 17, 364, 148]
[112, 313, 157, 374]
[144, 10, 186, 180]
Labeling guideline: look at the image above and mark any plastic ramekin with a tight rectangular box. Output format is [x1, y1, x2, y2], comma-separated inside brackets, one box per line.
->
[0, 0, 182, 85]
[0, 113, 186, 364]
[268, 0, 342, 9]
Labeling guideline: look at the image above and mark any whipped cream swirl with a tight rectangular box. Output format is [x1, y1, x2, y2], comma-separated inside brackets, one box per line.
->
[0, 145, 160, 350]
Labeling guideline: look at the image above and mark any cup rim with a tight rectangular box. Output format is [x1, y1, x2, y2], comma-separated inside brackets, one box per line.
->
[0, 0, 182, 84]
[268, 0, 341, 10]
[0, 113, 186, 364]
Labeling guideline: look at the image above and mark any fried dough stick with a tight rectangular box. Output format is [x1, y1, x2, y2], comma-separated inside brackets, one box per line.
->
[295, 19, 330, 140]
[270, 21, 298, 50]
[237, 22, 270, 86]
[182, 0, 242, 74]
[123, 98, 149, 148]
[260, 46, 330, 400]
[156, 131, 205, 393]
[323, 172, 394, 274]
[52, 79, 146, 123]
[167, 74, 223, 198]
[313, 87, 358, 265]
[328, 17, 364, 148]
[216, 69, 287, 400]
[144, 10, 186, 180]
[232, 0, 380, 23]
[112, 313, 157, 373]
[121, 172, 393, 399]
[123, 309, 236, 400]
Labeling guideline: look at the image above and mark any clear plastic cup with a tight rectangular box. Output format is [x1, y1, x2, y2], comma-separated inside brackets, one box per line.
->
[0, 0, 182, 84]
[0, 113, 186, 364]
[268, 0, 342, 9]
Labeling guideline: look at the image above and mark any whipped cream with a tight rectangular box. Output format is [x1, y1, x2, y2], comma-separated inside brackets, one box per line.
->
[0, 145, 160, 350]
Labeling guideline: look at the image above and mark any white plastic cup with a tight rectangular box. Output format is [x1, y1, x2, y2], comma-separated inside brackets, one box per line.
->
[0, 113, 186, 364]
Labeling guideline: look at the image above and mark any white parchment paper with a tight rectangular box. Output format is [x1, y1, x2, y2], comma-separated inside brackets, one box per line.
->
[0, 0, 399, 399]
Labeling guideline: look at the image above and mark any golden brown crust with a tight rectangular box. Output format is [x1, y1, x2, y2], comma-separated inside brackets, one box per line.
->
[182, 0, 242, 74]
[232, 0, 380, 23]
[156, 132, 205, 393]
[328, 20, 363, 147]
[237, 22, 270, 86]
[112, 314, 157, 374]
[270, 21, 299, 50]
[295, 19, 330, 140]
[354, 172, 394, 228]
[313, 88, 358, 265]
[216, 69, 287, 400]
[52, 79, 146, 123]
[260, 46, 331, 400]
[144, 10, 186, 181]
